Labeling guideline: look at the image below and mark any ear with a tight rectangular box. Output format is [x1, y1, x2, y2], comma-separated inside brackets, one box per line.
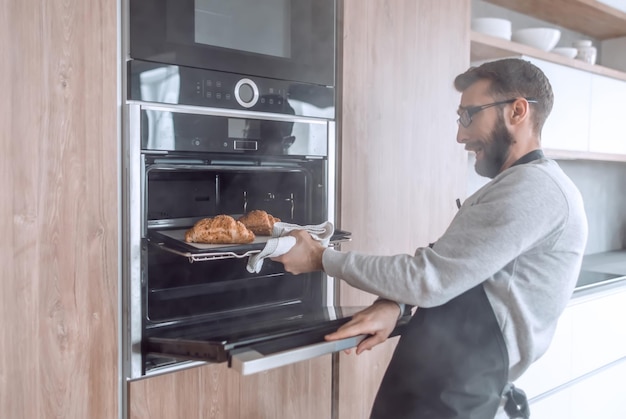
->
[508, 98, 531, 126]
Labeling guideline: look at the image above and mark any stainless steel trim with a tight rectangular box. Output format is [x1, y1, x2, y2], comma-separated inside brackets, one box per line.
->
[574, 275, 626, 293]
[327, 120, 336, 228]
[230, 335, 366, 376]
[127, 100, 332, 124]
[125, 103, 144, 379]
[140, 153, 147, 238]
[118, 0, 126, 416]
[128, 360, 210, 382]
[146, 163, 305, 173]
[325, 120, 337, 306]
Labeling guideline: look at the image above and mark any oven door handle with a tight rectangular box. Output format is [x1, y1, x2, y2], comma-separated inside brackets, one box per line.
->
[230, 334, 367, 375]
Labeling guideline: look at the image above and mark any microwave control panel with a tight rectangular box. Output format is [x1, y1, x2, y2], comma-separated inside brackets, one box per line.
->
[128, 60, 334, 118]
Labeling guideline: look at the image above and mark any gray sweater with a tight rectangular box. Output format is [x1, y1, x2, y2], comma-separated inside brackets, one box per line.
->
[323, 158, 588, 380]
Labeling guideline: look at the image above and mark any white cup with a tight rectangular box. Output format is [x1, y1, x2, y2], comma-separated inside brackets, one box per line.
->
[573, 40, 597, 64]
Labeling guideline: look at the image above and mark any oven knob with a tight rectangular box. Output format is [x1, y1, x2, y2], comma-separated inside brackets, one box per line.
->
[234, 78, 259, 108]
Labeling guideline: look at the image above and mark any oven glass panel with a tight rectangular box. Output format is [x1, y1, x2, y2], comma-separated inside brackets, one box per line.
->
[145, 245, 317, 323]
[194, 0, 291, 58]
[129, 0, 335, 86]
[143, 163, 327, 325]
[146, 167, 316, 224]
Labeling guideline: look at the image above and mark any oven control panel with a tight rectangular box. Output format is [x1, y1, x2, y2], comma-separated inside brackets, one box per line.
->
[128, 60, 335, 119]
[138, 108, 329, 157]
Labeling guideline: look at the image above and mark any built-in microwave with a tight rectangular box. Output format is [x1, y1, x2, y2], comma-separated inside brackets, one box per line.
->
[129, 0, 336, 87]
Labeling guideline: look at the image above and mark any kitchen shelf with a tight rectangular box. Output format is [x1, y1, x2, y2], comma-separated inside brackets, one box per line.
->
[544, 148, 626, 163]
[471, 31, 626, 163]
[471, 31, 626, 82]
[484, 0, 626, 40]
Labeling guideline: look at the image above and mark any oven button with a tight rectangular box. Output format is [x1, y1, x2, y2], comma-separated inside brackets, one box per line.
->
[234, 78, 259, 108]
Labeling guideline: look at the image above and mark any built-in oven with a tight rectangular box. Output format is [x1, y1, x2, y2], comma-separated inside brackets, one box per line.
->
[122, 101, 411, 378]
[128, 0, 336, 114]
[121, 0, 410, 383]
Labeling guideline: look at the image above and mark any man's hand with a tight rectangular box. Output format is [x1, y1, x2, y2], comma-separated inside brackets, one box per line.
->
[271, 229, 326, 274]
[325, 300, 402, 355]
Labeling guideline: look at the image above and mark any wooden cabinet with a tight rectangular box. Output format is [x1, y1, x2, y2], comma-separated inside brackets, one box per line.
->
[337, 0, 470, 418]
[515, 283, 626, 417]
[529, 385, 573, 419]
[525, 57, 626, 157]
[127, 1, 471, 418]
[128, 358, 332, 419]
[1, 0, 118, 418]
[483, 0, 626, 40]
[588, 74, 626, 154]
[569, 286, 626, 376]
[513, 306, 575, 399]
[529, 358, 626, 419]
[525, 58, 592, 153]
[569, 358, 626, 419]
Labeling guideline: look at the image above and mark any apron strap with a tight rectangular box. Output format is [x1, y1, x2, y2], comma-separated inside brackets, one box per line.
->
[502, 383, 530, 418]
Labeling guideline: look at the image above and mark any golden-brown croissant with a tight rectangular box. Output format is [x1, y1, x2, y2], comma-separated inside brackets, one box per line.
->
[184, 215, 255, 244]
[237, 210, 281, 236]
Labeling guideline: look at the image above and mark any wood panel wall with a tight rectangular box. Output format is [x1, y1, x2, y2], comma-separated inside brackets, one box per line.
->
[337, 0, 470, 417]
[0, 0, 118, 418]
[128, 356, 332, 419]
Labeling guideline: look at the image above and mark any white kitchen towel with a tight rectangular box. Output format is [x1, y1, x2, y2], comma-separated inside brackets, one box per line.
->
[246, 221, 334, 273]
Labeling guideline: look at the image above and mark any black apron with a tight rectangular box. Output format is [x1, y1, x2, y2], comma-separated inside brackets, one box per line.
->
[370, 284, 508, 419]
[370, 150, 544, 418]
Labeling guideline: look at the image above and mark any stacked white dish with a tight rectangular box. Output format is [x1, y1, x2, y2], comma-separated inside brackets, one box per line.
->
[551, 47, 578, 58]
[471, 18, 512, 40]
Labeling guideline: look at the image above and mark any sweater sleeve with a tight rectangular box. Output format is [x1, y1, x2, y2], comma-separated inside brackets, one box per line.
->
[323, 165, 570, 307]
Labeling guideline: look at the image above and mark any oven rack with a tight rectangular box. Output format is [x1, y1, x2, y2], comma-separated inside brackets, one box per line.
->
[148, 231, 352, 263]
[154, 244, 263, 263]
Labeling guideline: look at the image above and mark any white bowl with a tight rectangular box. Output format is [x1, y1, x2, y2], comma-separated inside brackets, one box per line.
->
[512, 28, 561, 51]
[472, 17, 512, 40]
[551, 47, 578, 58]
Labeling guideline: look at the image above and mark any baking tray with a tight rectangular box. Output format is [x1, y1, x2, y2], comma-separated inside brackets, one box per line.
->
[148, 227, 352, 262]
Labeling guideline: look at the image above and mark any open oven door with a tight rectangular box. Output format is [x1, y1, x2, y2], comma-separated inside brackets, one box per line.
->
[145, 306, 412, 375]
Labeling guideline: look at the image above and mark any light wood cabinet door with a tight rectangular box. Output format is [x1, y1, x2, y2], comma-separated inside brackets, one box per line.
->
[337, 0, 470, 418]
[0, 0, 118, 418]
[128, 356, 332, 419]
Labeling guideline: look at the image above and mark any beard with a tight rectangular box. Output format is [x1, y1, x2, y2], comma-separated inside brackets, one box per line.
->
[475, 116, 514, 178]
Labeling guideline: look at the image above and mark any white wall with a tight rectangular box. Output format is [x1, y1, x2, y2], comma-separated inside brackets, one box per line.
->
[557, 159, 626, 254]
[466, 156, 626, 256]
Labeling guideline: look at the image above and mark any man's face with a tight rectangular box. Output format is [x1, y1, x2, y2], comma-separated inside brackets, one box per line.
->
[456, 80, 514, 178]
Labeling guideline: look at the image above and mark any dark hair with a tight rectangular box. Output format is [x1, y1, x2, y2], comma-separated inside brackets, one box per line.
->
[454, 58, 554, 134]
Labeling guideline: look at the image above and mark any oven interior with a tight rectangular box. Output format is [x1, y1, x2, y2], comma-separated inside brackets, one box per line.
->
[141, 156, 351, 372]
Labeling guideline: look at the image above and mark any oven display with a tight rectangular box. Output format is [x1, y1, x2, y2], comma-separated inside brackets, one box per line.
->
[229, 118, 261, 140]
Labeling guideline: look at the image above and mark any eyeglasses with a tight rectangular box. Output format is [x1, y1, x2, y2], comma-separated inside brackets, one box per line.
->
[457, 98, 538, 128]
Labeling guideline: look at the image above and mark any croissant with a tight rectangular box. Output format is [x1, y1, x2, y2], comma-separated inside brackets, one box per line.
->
[184, 215, 255, 244]
[238, 210, 281, 236]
